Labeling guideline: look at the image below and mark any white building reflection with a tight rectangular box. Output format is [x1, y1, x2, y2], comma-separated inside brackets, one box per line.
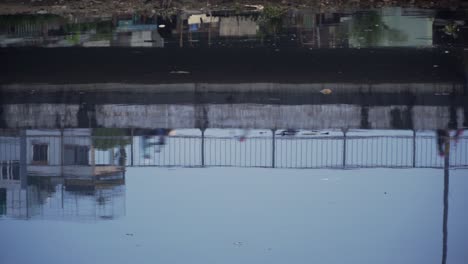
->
[0, 129, 126, 221]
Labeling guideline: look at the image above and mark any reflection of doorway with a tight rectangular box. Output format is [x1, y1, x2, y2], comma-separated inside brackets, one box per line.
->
[0, 188, 6, 216]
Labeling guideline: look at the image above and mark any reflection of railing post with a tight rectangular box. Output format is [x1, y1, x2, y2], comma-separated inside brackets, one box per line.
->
[272, 129, 276, 168]
[20, 130, 27, 189]
[60, 129, 64, 176]
[201, 128, 205, 167]
[412, 129, 416, 168]
[342, 128, 348, 168]
[90, 144, 95, 171]
[442, 139, 450, 264]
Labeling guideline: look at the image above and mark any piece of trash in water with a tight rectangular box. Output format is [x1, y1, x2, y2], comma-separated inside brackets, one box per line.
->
[233, 242, 243, 247]
[320, 178, 329, 181]
[170, 71, 190, 74]
[433, 65, 439, 68]
[126, 233, 134, 236]
[444, 50, 450, 54]
[320, 88, 332, 95]
[384, 192, 387, 194]
[158, 24, 166, 28]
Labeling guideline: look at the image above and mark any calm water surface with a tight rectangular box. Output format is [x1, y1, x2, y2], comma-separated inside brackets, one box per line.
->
[1, 5, 468, 264]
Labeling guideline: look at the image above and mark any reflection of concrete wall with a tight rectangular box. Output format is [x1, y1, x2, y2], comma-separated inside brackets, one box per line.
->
[220, 17, 258, 36]
[2, 103, 465, 130]
[2, 104, 79, 128]
[3, 83, 460, 94]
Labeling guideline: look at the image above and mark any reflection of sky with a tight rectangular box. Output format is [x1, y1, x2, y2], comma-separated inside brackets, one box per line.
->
[0, 167, 467, 264]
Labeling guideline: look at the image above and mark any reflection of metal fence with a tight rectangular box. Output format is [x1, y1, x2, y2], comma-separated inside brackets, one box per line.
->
[1, 134, 467, 169]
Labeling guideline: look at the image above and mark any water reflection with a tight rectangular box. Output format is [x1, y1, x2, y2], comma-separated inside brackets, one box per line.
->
[0, 128, 465, 263]
[1, 128, 466, 169]
[1, 5, 468, 264]
[0, 176, 125, 221]
[1, 7, 467, 48]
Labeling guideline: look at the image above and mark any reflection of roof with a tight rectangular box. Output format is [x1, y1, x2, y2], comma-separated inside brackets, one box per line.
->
[219, 17, 258, 36]
[116, 24, 158, 32]
[188, 14, 219, 25]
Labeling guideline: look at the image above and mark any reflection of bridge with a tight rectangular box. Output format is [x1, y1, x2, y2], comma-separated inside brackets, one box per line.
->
[2, 130, 466, 169]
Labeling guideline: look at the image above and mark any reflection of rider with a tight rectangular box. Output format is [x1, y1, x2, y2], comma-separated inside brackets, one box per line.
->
[143, 128, 173, 157]
[436, 129, 465, 157]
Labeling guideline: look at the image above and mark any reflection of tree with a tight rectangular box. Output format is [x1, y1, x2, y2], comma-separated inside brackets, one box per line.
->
[92, 128, 131, 150]
[350, 11, 407, 46]
[257, 5, 286, 39]
[64, 21, 113, 44]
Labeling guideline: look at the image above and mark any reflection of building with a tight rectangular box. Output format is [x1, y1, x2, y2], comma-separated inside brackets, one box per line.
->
[0, 129, 126, 220]
[288, 10, 350, 48]
[112, 14, 163, 47]
[0, 177, 125, 221]
[0, 129, 125, 179]
[219, 17, 258, 37]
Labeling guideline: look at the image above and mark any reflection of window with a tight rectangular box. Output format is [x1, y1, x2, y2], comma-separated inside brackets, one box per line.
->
[11, 162, 19, 180]
[1, 162, 6, 179]
[0, 161, 19, 180]
[64, 145, 89, 165]
[32, 144, 48, 164]
[0, 188, 6, 216]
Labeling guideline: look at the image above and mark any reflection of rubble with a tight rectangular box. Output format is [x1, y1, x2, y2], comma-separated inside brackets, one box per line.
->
[0, 0, 464, 17]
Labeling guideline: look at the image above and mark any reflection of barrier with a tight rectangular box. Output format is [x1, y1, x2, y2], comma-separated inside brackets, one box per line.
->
[2, 133, 466, 170]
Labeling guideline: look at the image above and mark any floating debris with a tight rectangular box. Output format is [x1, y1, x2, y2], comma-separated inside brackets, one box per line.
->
[233, 242, 243, 247]
[170, 71, 190, 74]
[320, 88, 332, 95]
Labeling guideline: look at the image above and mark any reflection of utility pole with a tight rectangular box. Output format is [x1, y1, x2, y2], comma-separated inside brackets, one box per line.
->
[442, 139, 449, 264]
[19, 130, 28, 218]
[130, 129, 134, 166]
[179, 14, 184, 48]
[412, 129, 416, 168]
[19, 130, 27, 189]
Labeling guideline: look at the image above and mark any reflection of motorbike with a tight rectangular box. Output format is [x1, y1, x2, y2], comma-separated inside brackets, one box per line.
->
[437, 129, 465, 157]
[141, 129, 173, 159]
